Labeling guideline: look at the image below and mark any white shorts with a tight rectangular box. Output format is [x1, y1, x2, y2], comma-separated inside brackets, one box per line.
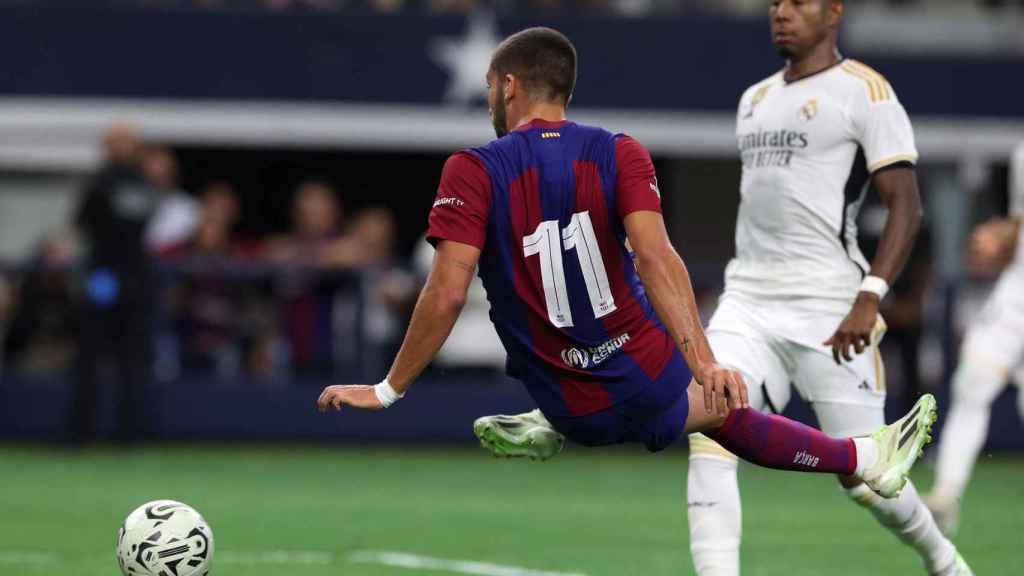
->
[707, 291, 887, 437]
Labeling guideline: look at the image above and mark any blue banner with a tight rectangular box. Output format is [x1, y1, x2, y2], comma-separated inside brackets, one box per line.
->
[0, 7, 1016, 117]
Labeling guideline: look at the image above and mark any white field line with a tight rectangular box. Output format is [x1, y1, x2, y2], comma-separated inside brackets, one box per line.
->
[217, 550, 335, 565]
[0, 551, 60, 564]
[350, 550, 588, 576]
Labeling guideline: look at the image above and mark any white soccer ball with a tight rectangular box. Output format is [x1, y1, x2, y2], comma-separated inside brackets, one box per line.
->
[116, 500, 214, 576]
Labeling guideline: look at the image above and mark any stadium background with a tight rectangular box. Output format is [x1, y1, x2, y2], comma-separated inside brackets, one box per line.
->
[0, 1, 1022, 575]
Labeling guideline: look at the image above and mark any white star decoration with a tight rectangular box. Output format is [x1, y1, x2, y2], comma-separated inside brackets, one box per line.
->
[430, 12, 502, 107]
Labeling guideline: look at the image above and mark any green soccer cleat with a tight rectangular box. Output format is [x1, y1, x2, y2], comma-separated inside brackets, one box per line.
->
[861, 394, 938, 499]
[473, 409, 565, 461]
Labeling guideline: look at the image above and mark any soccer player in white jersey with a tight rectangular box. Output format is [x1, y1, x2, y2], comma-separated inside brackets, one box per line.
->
[924, 141, 1024, 536]
[685, 1, 974, 575]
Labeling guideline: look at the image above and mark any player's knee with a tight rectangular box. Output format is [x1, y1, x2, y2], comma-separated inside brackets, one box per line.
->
[710, 409, 730, 429]
[952, 357, 1006, 408]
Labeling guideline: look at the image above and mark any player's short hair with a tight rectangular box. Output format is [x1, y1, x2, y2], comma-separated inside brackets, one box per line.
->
[489, 27, 577, 106]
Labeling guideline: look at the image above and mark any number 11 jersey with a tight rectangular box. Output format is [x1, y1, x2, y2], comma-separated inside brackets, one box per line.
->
[427, 119, 680, 419]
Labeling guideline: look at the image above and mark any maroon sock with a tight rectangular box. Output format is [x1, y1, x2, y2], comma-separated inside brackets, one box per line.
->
[708, 408, 857, 475]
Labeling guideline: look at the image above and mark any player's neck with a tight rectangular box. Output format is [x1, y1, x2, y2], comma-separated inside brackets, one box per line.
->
[784, 44, 841, 83]
[511, 102, 567, 131]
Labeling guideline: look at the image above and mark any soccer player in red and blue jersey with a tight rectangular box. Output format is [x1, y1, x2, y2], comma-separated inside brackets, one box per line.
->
[317, 27, 935, 501]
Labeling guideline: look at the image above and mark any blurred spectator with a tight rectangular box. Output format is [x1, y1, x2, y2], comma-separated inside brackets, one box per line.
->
[161, 182, 246, 376]
[144, 145, 201, 253]
[266, 181, 407, 376]
[266, 179, 343, 265]
[72, 122, 157, 444]
[268, 180, 350, 375]
[1, 235, 79, 377]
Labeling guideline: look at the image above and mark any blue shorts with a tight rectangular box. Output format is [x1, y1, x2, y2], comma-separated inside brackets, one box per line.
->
[546, 352, 691, 453]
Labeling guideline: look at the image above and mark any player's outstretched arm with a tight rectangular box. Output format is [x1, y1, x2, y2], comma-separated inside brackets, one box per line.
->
[317, 239, 480, 412]
[825, 167, 922, 364]
[623, 210, 748, 415]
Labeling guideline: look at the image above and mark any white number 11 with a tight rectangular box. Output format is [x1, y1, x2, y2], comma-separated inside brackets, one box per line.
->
[522, 211, 617, 328]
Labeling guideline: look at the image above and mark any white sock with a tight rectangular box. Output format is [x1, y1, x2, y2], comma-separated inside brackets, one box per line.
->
[687, 434, 741, 576]
[933, 357, 1004, 501]
[852, 436, 878, 479]
[847, 480, 956, 574]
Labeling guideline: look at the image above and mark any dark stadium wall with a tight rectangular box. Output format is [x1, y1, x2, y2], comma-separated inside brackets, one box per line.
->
[0, 7, 1009, 117]
[3, 375, 1022, 450]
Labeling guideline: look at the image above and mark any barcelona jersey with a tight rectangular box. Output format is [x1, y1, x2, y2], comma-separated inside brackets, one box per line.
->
[428, 119, 683, 420]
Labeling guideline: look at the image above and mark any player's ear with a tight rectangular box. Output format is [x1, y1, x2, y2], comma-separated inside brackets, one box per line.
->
[503, 73, 517, 102]
[827, 0, 843, 28]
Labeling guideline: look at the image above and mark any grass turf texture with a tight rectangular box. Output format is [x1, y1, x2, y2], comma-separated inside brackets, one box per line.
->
[0, 445, 1019, 575]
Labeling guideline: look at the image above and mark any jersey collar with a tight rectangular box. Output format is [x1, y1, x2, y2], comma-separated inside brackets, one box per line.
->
[515, 118, 571, 132]
[783, 57, 846, 85]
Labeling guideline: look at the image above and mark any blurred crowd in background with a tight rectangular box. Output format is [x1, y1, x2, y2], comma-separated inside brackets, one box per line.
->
[0, 124, 430, 388]
[1, 0, 1021, 16]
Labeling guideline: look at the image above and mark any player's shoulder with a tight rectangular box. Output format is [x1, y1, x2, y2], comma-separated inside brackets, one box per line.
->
[740, 70, 785, 104]
[442, 149, 488, 180]
[835, 59, 898, 105]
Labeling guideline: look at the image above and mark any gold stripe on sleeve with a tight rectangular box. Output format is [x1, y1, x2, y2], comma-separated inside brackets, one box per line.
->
[847, 60, 892, 101]
[868, 154, 918, 173]
[841, 63, 881, 102]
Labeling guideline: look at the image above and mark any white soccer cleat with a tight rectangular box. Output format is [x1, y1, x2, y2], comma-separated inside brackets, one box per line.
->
[860, 394, 937, 499]
[924, 492, 961, 538]
[473, 409, 565, 461]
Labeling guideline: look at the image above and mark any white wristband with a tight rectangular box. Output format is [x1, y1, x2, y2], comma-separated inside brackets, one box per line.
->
[373, 377, 404, 408]
[859, 275, 889, 300]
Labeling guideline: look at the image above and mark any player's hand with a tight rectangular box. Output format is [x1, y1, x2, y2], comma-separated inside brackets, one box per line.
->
[317, 385, 384, 412]
[695, 363, 749, 416]
[824, 293, 879, 364]
[968, 218, 1018, 276]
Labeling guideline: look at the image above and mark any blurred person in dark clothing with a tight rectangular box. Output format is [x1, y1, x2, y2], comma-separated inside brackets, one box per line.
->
[73, 122, 158, 444]
[266, 180, 347, 375]
[266, 179, 344, 265]
[859, 198, 934, 415]
[161, 181, 245, 376]
[2, 235, 79, 377]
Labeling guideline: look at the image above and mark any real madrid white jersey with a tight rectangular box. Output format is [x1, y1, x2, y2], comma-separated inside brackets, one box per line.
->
[726, 59, 917, 307]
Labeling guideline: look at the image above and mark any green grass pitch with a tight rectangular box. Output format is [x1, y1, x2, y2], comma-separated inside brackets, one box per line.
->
[0, 444, 1019, 575]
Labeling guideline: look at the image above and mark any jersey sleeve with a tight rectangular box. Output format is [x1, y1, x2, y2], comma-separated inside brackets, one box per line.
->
[426, 151, 491, 250]
[614, 135, 661, 218]
[850, 81, 919, 174]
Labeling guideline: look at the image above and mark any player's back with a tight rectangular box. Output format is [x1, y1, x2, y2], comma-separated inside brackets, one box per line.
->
[468, 120, 677, 419]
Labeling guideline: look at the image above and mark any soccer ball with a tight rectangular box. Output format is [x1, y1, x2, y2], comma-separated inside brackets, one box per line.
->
[116, 500, 214, 576]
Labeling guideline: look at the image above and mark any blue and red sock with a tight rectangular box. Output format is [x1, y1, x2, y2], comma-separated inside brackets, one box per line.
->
[709, 408, 857, 475]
